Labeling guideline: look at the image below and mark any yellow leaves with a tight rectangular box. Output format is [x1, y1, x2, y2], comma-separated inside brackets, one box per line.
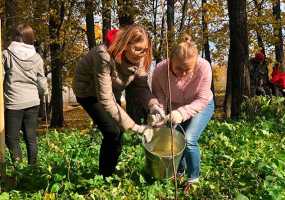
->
[48, 165, 52, 173]
[48, 141, 64, 154]
[81, 24, 102, 40]
[43, 192, 56, 200]
[212, 64, 227, 93]
[202, 1, 226, 22]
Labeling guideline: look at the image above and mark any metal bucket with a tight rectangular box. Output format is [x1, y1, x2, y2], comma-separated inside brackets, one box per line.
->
[143, 127, 185, 180]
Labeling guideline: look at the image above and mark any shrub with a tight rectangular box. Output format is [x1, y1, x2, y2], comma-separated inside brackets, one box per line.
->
[241, 96, 285, 120]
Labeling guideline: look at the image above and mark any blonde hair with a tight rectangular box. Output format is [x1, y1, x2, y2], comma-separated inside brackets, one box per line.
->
[108, 25, 152, 71]
[170, 33, 198, 61]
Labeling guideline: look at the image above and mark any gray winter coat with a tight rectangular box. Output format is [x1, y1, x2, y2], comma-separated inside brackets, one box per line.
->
[73, 45, 155, 130]
[3, 41, 48, 110]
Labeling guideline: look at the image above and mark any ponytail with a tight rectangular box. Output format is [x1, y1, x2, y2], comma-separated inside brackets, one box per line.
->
[170, 33, 198, 61]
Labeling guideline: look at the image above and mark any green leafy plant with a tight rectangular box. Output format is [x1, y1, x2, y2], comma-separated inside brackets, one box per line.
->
[1, 114, 284, 199]
[241, 96, 285, 121]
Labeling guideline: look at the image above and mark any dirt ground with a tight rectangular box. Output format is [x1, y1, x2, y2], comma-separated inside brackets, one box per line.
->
[38, 104, 91, 132]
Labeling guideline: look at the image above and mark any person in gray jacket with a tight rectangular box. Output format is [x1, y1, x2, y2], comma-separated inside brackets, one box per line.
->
[3, 24, 48, 165]
[73, 25, 164, 177]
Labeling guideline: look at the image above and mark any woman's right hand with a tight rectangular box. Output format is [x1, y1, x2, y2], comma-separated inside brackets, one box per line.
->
[149, 104, 165, 118]
[147, 114, 166, 127]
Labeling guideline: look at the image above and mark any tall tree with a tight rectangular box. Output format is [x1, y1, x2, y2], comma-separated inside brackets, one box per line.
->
[202, 0, 216, 104]
[179, 0, 188, 33]
[166, 0, 174, 49]
[85, 0, 95, 49]
[4, 0, 33, 47]
[33, 0, 49, 121]
[117, 0, 135, 26]
[152, 0, 159, 61]
[273, 0, 283, 63]
[49, 0, 65, 127]
[202, 0, 211, 64]
[225, 0, 250, 119]
[253, 0, 265, 53]
[4, 0, 18, 47]
[32, 0, 49, 55]
[102, 0, 111, 43]
[157, 15, 166, 62]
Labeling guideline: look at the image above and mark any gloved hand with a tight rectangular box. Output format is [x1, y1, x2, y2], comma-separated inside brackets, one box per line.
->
[132, 124, 154, 143]
[147, 114, 166, 127]
[149, 104, 165, 118]
[165, 110, 184, 125]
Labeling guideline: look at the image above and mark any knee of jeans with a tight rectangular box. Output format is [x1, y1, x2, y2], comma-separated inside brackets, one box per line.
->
[185, 139, 198, 149]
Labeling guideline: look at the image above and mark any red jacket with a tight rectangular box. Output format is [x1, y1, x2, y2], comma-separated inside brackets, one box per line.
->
[271, 68, 285, 89]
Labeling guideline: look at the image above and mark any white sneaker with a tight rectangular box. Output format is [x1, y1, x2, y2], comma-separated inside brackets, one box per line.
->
[187, 177, 199, 184]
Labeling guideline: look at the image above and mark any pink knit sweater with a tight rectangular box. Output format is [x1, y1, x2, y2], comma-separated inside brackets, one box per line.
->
[152, 57, 213, 121]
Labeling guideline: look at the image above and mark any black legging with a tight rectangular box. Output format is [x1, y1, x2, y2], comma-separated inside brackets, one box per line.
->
[76, 96, 123, 177]
[5, 106, 39, 165]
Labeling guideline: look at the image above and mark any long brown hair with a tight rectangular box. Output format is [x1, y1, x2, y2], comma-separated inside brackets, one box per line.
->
[13, 24, 35, 45]
[108, 25, 152, 71]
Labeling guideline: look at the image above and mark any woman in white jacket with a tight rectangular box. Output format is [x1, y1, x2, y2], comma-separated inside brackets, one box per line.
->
[3, 24, 48, 165]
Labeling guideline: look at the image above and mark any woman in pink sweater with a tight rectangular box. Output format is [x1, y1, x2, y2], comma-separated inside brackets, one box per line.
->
[151, 34, 214, 191]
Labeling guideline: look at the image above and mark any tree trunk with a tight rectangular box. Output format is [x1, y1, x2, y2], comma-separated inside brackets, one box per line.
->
[85, 0, 96, 49]
[33, 0, 49, 121]
[253, 0, 265, 54]
[49, 0, 64, 127]
[4, 0, 18, 47]
[225, 0, 250, 119]
[166, 0, 175, 50]
[117, 0, 135, 26]
[179, 0, 188, 33]
[158, 15, 165, 62]
[152, 0, 159, 61]
[202, 0, 211, 64]
[202, 0, 216, 105]
[273, 0, 283, 64]
[102, 0, 111, 44]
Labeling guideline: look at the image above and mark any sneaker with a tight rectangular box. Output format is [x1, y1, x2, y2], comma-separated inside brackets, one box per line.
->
[177, 171, 185, 183]
[188, 178, 199, 183]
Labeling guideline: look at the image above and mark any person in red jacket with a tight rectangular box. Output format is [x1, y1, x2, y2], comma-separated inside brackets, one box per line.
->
[105, 27, 150, 124]
[105, 29, 119, 47]
[271, 63, 285, 96]
[250, 50, 271, 96]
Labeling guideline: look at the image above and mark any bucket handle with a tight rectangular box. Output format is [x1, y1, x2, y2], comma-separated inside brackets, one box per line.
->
[171, 124, 186, 136]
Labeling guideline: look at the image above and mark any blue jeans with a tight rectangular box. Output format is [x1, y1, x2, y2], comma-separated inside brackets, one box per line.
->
[177, 99, 214, 180]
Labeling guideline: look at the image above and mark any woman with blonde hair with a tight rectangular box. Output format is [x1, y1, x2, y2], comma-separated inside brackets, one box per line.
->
[73, 25, 162, 177]
[151, 34, 214, 191]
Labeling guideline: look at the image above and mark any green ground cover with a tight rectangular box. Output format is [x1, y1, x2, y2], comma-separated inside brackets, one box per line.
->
[1, 97, 284, 199]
